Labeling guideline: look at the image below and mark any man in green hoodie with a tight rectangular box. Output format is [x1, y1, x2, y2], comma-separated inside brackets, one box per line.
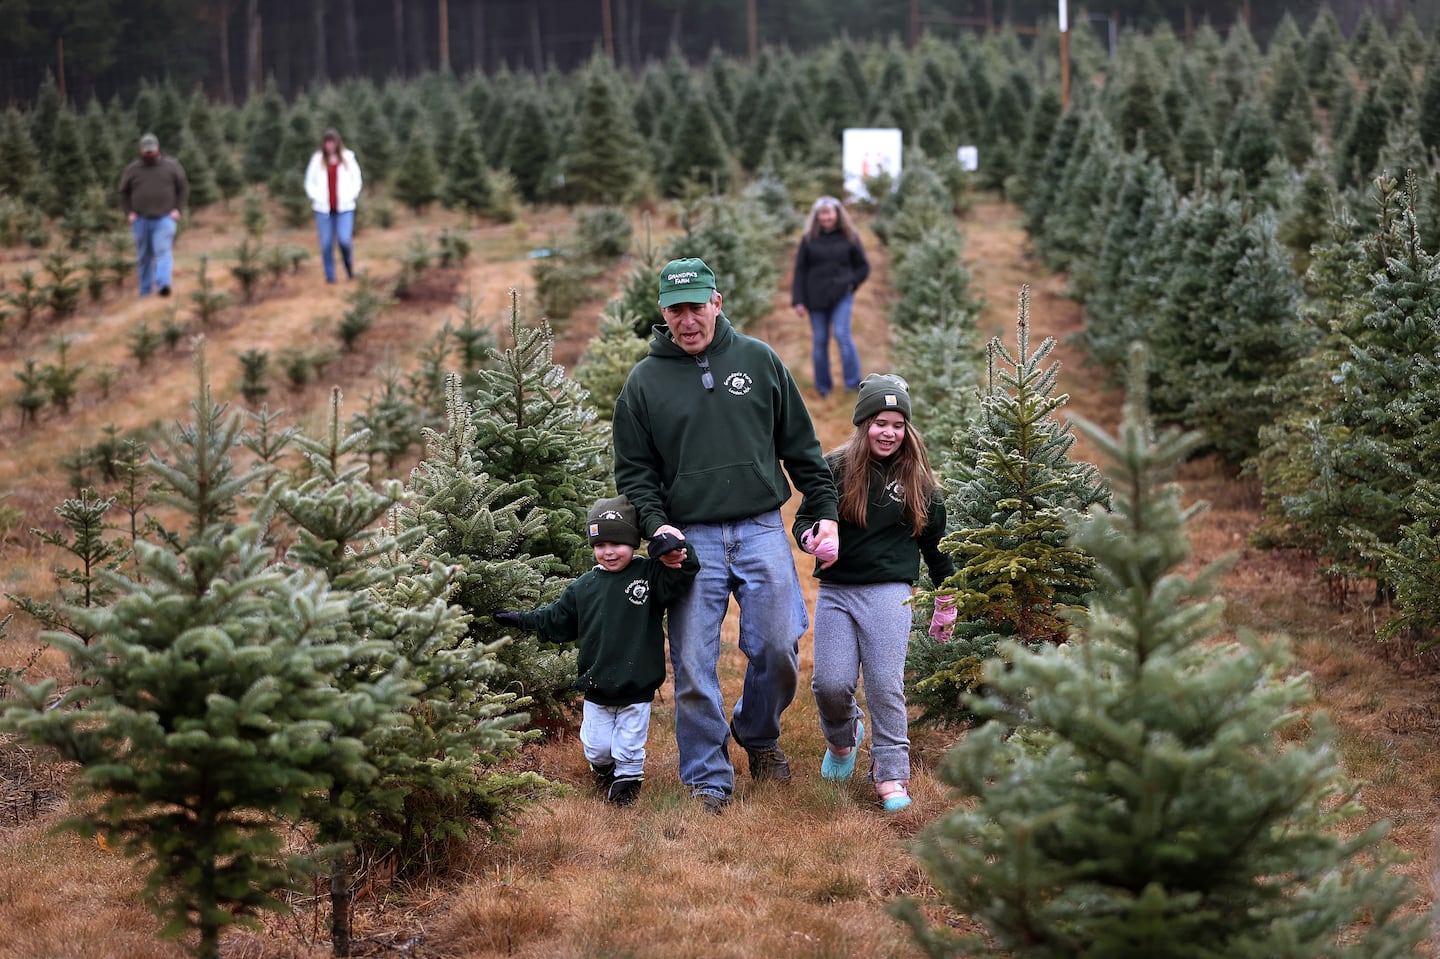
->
[612, 256, 841, 813]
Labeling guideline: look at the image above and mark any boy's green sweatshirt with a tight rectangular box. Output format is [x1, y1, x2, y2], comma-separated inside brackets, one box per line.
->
[794, 455, 953, 586]
[519, 549, 699, 707]
[612, 314, 837, 535]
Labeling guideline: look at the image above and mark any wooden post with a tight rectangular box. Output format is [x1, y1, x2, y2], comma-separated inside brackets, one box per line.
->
[438, 0, 450, 71]
[602, 0, 615, 62]
[747, 0, 757, 61]
[56, 35, 66, 101]
[909, 0, 919, 48]
[1058, 0, 1069, 112]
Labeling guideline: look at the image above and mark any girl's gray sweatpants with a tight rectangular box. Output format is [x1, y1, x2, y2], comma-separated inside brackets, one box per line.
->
[811, 580, 914, 783]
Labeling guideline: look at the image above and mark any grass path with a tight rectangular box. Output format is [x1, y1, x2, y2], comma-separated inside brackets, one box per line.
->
[1, 195, 1435, 957]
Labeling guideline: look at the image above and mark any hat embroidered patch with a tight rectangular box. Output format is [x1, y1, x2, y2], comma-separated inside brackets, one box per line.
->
[589, 523, 600, 536]
[885, 394, 898, 406]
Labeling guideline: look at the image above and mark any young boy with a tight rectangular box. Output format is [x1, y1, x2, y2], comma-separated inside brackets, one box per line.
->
[495, 495, 698, 805]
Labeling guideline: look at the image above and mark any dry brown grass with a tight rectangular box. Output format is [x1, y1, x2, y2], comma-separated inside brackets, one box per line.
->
[1, 192, 1435, 955]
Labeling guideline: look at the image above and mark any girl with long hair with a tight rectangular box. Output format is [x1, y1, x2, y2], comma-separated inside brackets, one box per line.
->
[794, 374, 954, 811]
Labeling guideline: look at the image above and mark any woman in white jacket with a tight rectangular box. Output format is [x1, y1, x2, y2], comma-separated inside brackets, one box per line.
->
[304, 128, 363, 282]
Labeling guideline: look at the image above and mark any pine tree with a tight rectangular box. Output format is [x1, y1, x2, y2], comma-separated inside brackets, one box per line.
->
[28, 70, 64, 157]
[391, 126, 442, 215]
[1285, 173, 1440, 587]
[471, 291, 609, 578]
[0, 107, 39, 198]
[242, 81, 287, 184]
[1364, 481, 1440, 646]
[1302, 5, 1347, 110]
[444, 119, 494, 218]
[47, 107, 94, 218]
[268, 109, 315, 228]
[6, 489, 127, 646]
[399, 374, 573, 735]
[895, 346, 1423, 958]
[176, 121, 221, 211]
[273, 389, 538, 949]
[503, 90, 554, 203]
[1420, 43, 1440, 156]
[906, 289, 1107, 727]
[81, 98, 121, 190]
[659, 77, 732, 197]
[1, 351, 368, 959]
[561, 54, 646, 204]
[574, 304, 649, 421]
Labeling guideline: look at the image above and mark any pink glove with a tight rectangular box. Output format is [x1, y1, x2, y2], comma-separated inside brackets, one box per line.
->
[928, 596, 957, 642]
[800, 526, 839, 565]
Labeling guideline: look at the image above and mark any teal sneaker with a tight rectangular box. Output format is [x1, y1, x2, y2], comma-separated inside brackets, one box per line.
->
[820, 719, 863, 781]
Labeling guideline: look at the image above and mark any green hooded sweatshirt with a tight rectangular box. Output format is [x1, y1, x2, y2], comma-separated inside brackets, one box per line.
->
[612, 314, 838, 534]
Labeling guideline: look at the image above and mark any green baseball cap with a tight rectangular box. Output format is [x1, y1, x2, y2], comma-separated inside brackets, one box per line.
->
[658, 257, 717, 308]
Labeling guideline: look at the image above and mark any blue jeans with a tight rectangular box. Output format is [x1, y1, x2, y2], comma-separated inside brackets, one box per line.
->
[315, 210, 355, 282]
[668, 510, 807, 799]
[131, 215, 176, 295]
[808, 291, 861, 395]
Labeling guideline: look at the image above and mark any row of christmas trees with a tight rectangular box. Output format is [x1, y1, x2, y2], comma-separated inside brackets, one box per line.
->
[1024, 16, 1440, 638]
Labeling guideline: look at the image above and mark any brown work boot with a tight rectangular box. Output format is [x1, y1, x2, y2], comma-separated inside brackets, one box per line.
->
[730, 720, 792, 783]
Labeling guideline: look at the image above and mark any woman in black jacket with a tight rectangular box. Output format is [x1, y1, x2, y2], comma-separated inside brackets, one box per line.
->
[791, 196, 870, 397]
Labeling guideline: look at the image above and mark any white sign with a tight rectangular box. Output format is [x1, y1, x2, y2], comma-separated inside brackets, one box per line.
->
[1058, 0, 1068, 32]
[957, 145, 979, 172]
[842, 128, 903, 201]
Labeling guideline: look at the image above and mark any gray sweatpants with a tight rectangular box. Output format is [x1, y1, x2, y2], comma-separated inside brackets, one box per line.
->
[811, 580, 915, 783]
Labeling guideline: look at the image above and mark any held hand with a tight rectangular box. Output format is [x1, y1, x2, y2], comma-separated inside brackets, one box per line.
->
[659, 547, 688, 569]
[169, 209, 181, 221]
[648, 531, 686, 558]
[493, 610, 523, 628]
[126, 212, 137, 224]
[801, 520, 840, 568]
[928, 595, 957, 642]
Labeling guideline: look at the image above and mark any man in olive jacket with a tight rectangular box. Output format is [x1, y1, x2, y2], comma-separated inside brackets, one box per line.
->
[612, 256, 840, 812]
[118, 133, 187, 297]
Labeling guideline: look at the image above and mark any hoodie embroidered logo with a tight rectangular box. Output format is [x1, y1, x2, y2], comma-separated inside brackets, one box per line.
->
[625, 579, 649, 606]
[885, 478, 905, 503]
[724, 371, 753, 395]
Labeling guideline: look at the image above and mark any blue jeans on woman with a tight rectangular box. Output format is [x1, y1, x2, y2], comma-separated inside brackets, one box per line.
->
[130, 215, 176, 295]
[808, 291, 861, 396]
[666, 509, 807, 801]
[315, 210, 355, 282]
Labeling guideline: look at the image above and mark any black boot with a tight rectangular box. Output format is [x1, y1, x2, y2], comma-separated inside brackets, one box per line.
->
[606, 777, 642, 806]
[590, 762, 616, 790]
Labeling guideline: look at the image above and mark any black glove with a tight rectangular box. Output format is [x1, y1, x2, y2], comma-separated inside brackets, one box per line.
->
[648, 532, 686, 558]
[494, 610, 524, 628]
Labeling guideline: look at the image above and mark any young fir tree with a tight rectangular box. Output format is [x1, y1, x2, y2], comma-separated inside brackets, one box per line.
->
[391, 125, 442, 215]
[561, 54, 646, 205]
[443, 118, 494, 218]
[0, 107, 40, 198]
[1363, 481, 1440, 647]
[398, 375, 575, 736]
[574, 303, 649, 421]
[1, 352, 371, 959]
[895, 346, 1423, 959]
[242, 80, 286, 184]
[176, 121, 221, 212]
[470, 290, 609, 579]
[906, 288, 1107, 727]
[47, 107, 95, 218]
[1285, 173, 1440, 589]
[658, 77, 732, 198]
[272, 390, 539, 952]
[6, 488, 128, 646]
[502, 89, 554, 204]
[81, 98, 121, 189]
[268, 110, 316, 228]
